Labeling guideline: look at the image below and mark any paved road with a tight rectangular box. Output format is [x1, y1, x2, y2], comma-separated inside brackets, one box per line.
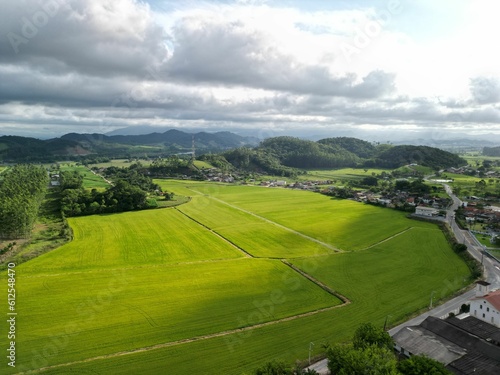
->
[306, 184, 500, 374]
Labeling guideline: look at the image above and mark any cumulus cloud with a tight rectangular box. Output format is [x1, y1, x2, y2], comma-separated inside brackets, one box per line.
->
[0, 0, 500, 138]
[165, 12, 395, 98]
[0, 0, 169, 78]
[470, 77, 500, 104]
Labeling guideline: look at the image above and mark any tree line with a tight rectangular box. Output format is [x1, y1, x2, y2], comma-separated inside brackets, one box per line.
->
[0, 165, 48, 239]
[60, 165, 161, 217]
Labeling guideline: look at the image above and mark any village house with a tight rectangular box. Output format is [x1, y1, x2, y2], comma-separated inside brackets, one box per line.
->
[392, 314, 500, 374]
[415, 206, 438, 217]
[470, 281, 500, 327]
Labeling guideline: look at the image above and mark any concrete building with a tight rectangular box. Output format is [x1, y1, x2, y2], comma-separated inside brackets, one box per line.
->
[415, 206, 438, 217]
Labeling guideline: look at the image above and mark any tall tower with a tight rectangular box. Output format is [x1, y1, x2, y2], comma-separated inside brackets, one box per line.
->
[191, 135, 196, 161]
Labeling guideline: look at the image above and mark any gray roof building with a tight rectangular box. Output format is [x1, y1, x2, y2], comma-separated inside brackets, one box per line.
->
[393, 315, 500, 375]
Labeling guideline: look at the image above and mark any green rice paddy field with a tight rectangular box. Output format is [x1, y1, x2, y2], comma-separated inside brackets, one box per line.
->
[0, 180, 471, 374]
[60, 164, 110, 189]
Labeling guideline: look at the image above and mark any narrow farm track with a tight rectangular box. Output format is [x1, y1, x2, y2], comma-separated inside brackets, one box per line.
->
[281, 260, 351, 304]
[185, 187, 342, 253]
[358, 227, 414, 251]
[29, 297, 349, 374]
[174, 207, 253, 258]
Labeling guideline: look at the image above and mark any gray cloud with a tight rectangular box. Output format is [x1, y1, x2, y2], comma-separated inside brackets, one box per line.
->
[0, 0, 169, 78]
[165, 17, 395, 98]
[0, 0, 499, 139]
[470, 77, 500, 104]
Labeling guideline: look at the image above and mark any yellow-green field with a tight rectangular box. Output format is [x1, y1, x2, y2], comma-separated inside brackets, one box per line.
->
[193, 160, 215, 169]
[0, 180, 471, 374]
[300, 168, 390, 181]
[90, 159, 153, 168]
[444, 172, 500, 196]
[181, 183, 435, 251]
[60, 164, 110, 189]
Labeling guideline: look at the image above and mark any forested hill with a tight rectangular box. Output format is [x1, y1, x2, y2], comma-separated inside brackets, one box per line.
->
[0, 130, 259, 162]
[215, 136, 466, 176]
[483, 146, 500, 157]
[0, 136, 86, 162]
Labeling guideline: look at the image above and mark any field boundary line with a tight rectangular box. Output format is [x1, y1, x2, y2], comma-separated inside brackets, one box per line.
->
[359, 227, 414, 251]
[174, 207, 253, 258]
[281, 260, 351, 304]
[87, 166, 113, 186]
[185, 187, 342, 253]
[29, 303, 348, 374]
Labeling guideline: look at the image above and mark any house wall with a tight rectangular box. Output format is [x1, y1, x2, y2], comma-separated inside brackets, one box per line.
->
[393, 344, 411, 358]
[471, 299, 500, 327]
[416, 208, 435, 217]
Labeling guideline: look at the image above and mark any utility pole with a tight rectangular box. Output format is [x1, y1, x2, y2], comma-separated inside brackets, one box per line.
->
[308, 342, 314, 365]
[429, 290, 436, 309]
[191, 135, 196, 162]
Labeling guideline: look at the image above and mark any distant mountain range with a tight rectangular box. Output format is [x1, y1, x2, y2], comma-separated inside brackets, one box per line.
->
[0, 129, 478, 172]
[0, 129, 259, 162]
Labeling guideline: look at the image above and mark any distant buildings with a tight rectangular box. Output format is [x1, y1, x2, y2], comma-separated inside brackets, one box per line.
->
[415, 206, 439, 217]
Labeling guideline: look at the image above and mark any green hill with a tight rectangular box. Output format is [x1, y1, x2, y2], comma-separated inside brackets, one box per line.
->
[371, 145, 466, 169]
[218, 137, 466, 176]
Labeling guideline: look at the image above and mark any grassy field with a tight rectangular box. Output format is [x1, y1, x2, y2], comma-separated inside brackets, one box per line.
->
[28, 226, 470, 375]
[9, 258, 339, 371]
[487, 249, 500, 260]
[300, 168, 390, 182]
[439, 172, 500, 198]
[193, 160, 215, 169]
[0, 180, 472, 374]
[90, 159, 154, 168]
[462, 153, 500, 167]
[183, 183, 436, 251]
[19, 208, 244, 271]
[59, 163, 110, 189]
[178, 194, 334, 258]
[472, 232, 500, 248]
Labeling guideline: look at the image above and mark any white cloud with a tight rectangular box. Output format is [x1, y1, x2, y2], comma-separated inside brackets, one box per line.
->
[0, 0, 500, 138]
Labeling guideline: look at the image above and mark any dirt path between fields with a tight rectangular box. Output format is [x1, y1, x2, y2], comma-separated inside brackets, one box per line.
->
[185, 187, 342, 253]
[359, 227, 414, 251]
[174, 207, 253, 258]
[22, 186, 353, 374]
[31, 292, 349, 374]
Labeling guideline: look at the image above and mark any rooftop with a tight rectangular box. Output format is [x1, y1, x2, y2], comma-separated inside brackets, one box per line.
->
[472, 289, 500, 311]
[392, 325, 466, 365]
[392, 316, 500, 375]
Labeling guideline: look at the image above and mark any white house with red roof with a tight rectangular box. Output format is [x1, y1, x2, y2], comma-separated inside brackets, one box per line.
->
[471, 281, 500, 327]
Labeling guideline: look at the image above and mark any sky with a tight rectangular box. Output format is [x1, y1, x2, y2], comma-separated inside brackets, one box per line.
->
[1, 0, 500, 140]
